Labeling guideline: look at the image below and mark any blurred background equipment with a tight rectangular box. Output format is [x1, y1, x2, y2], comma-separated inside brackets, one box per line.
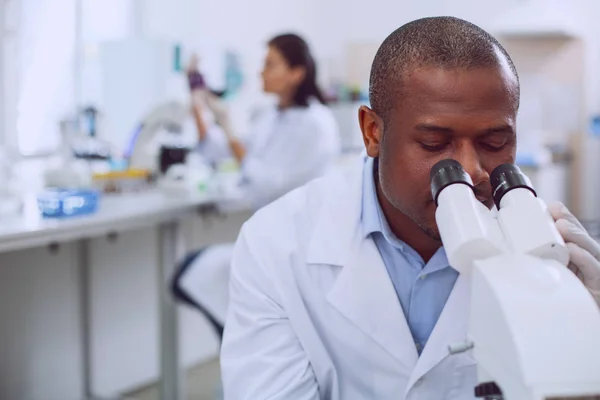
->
[125, 100, 190, 172]
[43, 108, 113, 190]
[91, 169, 152, 193]
[37, 188, 100, 218]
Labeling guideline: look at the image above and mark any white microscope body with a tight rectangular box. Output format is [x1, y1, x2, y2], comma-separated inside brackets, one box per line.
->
[430, 160, 600, 400]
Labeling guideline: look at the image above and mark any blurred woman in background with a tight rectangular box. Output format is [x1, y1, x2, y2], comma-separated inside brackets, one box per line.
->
[188, 33, 341, 207]
[173, 33, 341, 339]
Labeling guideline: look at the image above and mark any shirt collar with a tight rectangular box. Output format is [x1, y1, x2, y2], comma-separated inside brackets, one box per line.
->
[361, 157, 405, 250]
[361, 157, 380, 236]
[361, 156, 450, 269]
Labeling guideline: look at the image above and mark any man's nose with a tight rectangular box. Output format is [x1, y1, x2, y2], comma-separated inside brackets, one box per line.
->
[455, 145, 488, 186]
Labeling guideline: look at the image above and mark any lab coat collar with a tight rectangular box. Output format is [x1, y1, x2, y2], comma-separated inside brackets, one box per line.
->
[308, 154, 419, 371]
[305, 154, 366, 267]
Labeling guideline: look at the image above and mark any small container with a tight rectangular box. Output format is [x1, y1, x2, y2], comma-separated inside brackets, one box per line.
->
[37, 189, 100, 218]
[92, 169, 152, 193]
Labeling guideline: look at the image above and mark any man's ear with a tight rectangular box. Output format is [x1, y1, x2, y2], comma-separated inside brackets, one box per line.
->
[358, 105, 383, 158]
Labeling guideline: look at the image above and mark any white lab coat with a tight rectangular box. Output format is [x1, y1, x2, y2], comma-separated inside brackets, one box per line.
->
[176, 100, 341, 327]
[199, 99, 341, 208]
[221, 155, 478, 399]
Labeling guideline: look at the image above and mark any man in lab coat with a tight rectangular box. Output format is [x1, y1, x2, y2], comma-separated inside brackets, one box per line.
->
[220, 16, 600, 399]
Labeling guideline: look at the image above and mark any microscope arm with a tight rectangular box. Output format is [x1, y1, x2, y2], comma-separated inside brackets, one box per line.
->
[127, 101, 189, 171]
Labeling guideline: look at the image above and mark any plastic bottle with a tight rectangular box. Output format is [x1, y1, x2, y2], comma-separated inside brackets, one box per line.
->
[224, 51, 243, 100]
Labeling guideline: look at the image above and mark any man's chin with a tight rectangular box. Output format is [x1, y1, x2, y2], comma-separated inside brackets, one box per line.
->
[423, 204, 442, 242]
[422, 226, 442, 242]
[417, 218, 442, 242]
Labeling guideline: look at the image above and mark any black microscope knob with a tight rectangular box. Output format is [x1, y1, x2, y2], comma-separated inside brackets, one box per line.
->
[474, 382, 503, 398]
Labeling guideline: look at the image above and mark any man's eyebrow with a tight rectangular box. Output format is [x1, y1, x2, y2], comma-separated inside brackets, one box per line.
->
[480, 125, 515, 135]
[414, 124, 455, 134]
[414, 123, 515, 135]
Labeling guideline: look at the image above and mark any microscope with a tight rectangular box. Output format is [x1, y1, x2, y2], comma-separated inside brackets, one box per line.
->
[430, 160, 600, 400]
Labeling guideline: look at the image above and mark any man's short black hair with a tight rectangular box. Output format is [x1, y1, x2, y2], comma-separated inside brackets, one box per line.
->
[369, 16, 519, 122]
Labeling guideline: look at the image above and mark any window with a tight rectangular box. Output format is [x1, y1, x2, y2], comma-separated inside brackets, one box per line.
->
[11, 0, 77, 155]
[2, 0, 18, 148]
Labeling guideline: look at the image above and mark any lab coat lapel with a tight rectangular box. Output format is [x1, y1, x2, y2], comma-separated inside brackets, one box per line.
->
[326, 233, 418, 372]
[406, 273, 473, 388]
[307, 154, 418, 372]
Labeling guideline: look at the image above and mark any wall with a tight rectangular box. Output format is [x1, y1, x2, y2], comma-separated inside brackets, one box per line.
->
[139, 0, 329, 135]
[137, 0, 529, 140]
[141, 0, 326, 82]
[12, 0, 78, 155]
[576, 1, 600, 220]
[78, 0, 136, 108]
[316, 0, 522, 89]
[318, 0, 520, 45]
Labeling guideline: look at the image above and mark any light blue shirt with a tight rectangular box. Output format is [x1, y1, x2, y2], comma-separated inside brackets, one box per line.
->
[361, 157, 459, 355]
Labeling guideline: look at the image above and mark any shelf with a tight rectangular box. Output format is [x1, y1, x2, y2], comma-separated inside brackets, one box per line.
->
[489, 1, 584, 40]
[495, 29, 578, 40]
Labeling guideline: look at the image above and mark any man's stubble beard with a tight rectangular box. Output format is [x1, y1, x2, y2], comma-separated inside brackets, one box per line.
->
[377, 174, 442, 243]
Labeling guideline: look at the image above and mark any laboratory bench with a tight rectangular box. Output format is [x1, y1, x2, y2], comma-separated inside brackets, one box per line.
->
[0, 189, 253, 400]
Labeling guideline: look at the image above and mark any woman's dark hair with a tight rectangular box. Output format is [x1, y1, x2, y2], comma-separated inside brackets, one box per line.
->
[268, 33, 326, 107]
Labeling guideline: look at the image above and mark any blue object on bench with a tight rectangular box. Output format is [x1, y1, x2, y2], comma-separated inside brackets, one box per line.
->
[37, 188, 100, 218]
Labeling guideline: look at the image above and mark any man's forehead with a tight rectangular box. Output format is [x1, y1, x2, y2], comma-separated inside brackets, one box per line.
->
[402, 62, 514, 86]
[383, 67, 518, 131]
[396, 65, 519, 107]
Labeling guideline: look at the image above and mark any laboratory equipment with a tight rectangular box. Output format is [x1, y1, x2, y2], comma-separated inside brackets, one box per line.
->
[65, 108, 113, 161]
[223, 50, 243, 100]
[43, 161, 92, 189]
[37, 188, 100, 218]
[125, 101, 190, 173]
[44, 110, 115, 189]
[430, 160, 600, 400]
[92, 169, 152, 194]
[159, 143, 189, 175]
[81, 106, 99, 138]
[157, 151, 215, 198]
[100, 38, 189, 154]
[126, 100, 233, 197]
[125, 94, 231, 174]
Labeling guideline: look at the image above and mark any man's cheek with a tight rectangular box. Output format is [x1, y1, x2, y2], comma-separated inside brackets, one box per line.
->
[425, 201, 438, 221]
[412, 161, 437, 181]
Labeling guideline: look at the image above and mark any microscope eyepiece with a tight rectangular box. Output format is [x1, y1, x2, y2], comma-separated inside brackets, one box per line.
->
[430, 159, 474, 206]
[490, 164, 537, 209]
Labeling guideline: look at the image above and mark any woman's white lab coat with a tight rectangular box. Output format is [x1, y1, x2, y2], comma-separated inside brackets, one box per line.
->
[199, 99, 341, 208]
[220, 155, 478, 399]
[176, 100, 341, 327]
